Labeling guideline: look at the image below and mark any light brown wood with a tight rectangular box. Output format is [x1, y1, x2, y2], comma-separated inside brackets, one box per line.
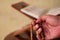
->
[30, 24, 33, 40]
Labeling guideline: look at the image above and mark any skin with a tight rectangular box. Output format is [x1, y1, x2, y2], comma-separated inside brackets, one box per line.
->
[32, 15, 60, 40]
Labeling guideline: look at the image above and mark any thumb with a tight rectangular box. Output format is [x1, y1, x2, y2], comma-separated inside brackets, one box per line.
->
[41, 15, 59, 26]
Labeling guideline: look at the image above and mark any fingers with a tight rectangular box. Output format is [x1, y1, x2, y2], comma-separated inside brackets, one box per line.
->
[32, 15, 50, 40]
[32, 17, 42, 31]
[36, 28, 42, 40]
[36, 17, 42, 23]
[32, 20, 36, 26]
[33, 24, 39, 31]
[32, 15, 59, 40]
[32, 20, 40, 31]
[32, 20, 42, 40]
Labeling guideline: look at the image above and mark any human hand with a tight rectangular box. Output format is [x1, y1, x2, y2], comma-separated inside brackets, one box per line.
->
[32, 15, 60, 40]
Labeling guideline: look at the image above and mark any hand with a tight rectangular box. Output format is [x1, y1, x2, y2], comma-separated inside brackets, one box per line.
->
[32, 15, 60, 40]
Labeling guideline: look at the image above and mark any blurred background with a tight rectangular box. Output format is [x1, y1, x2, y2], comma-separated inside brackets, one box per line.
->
[0, 0, 60, 40]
